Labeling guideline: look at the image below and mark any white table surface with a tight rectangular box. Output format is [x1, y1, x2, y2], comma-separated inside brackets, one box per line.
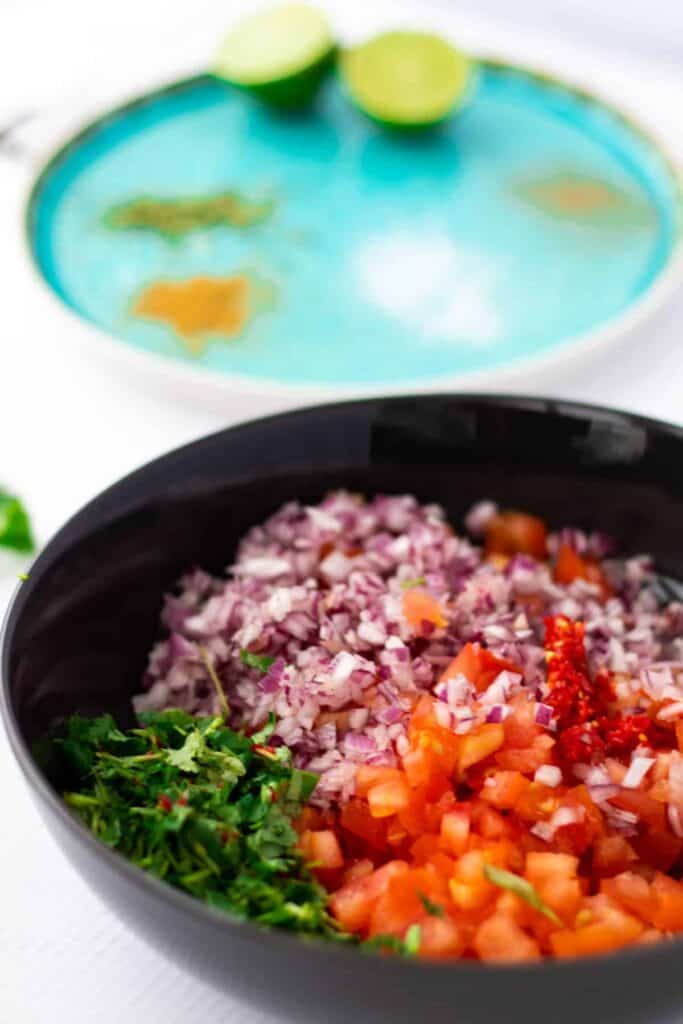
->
[1, 3, 683, 1021]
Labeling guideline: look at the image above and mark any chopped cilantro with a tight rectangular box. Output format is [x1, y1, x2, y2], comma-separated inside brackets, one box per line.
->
[483, 864, 561, 926]
[400, 576, 426, 590]
[404, 923, 422, 954]
[251, 712, 277, 745]
[38, 710, 344, 942]
[419, 893, 445, 917]
[364, 926, 421, 957]
[240, 649, 276, 673]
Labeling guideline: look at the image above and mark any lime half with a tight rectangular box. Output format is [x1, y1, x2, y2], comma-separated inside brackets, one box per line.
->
[214, 4, 335, 108]
[340, 31, 475, 128]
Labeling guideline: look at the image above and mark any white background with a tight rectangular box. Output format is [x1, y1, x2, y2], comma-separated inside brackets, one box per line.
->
[1, 2, 683, 1022]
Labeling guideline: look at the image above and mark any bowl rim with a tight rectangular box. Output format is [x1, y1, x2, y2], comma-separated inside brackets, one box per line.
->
[21, 59, 683, 403]
[4, 391, 683, 977]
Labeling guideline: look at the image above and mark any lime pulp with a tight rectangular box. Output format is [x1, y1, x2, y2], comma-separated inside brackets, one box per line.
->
[213, 4, 335, 107]
[340, 31, 476, 128]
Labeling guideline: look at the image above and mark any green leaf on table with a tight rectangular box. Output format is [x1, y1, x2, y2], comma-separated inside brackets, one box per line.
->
[0, 488, 35, 553]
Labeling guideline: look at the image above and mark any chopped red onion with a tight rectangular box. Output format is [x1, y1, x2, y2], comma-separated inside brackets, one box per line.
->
[261, 656, 286, 693]
[348, 708, 369, 730]
[344, 732, 376, 755]
[588, 784, 621, 804]
[534, 703, 554, 728]
[486, 704, 511, 724]
[669, 805, 683, 838]
[379, 705, 404, 725]
[607, 807, 639, 826]
[657, 700, 683, 721]
[433, 702, 452, 728]
[534, 765, 562, 788]
[622, 756, 655, 789]
[548, 805, 585, 833]
[465, 500, 498, 536]
[530, 822, 554, 842]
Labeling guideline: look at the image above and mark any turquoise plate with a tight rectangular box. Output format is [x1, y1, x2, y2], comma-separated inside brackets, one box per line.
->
[27, 65, 683, 388]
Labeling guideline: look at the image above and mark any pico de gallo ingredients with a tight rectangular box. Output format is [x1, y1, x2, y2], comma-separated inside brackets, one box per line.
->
[58, 492, 683, 961]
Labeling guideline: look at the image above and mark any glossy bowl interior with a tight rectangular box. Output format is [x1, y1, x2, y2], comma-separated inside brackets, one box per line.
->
[4, 394, 683, 1024]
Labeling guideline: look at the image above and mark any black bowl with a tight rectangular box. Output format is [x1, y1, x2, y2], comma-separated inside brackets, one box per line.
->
[3, 394, 683, 1024]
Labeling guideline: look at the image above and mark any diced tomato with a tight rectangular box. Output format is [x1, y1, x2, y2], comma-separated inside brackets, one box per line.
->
[592, 835, 637, 877]
[330, 860, 410, 933]
[441, 808, 471, 855]
[459, 724, 505, 773]
[424, 789, 458, 832]
[299, 829, 344, 870]
[340, 797, 388, 850]
[424, 725, 462, 775]
[484, 511, 548, 560]
[397, 790, 430, 836]
[480, 771, 531, 810]
[525, 852, 579, 882]
[550, 896, 643, 958]
[402, 744, 443, 789]
[295, 806, 332, 833]
[449, 849, 495, 912]
[368, 777, 412, 818]
[495, 734, 555, 773]
[601, 872, 655, 923]
[404, 725, 461, 784]
[343, 859, 374, 884]
[503, 697, 541, 748]
[474, 914, 542, 962]
[386, 818, 409, 848]
[369, 867, 447, 938]
[355, 766, 403, 798]
[650, 873, 683, 932]
[403, 589, 448, 630]
[554, 544, 611, 600]
[514, 782, 558, 823]
[524, 852, 582, 923]
[409, 695, 440, 735]
[440, 643, 521, 693]
[429, 852, 458, 880]
[631, 831, 683, 873]
[611, 786, 667, 833]
[472, 804, 508, 840]
[411, 834, 442, 864]
[676, 721, 683, 755]
[419, 916, 465, 959]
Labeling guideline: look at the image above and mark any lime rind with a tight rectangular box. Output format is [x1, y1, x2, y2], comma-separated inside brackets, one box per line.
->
[214, 4, 335, 107]
[340, 31, 477, 128]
